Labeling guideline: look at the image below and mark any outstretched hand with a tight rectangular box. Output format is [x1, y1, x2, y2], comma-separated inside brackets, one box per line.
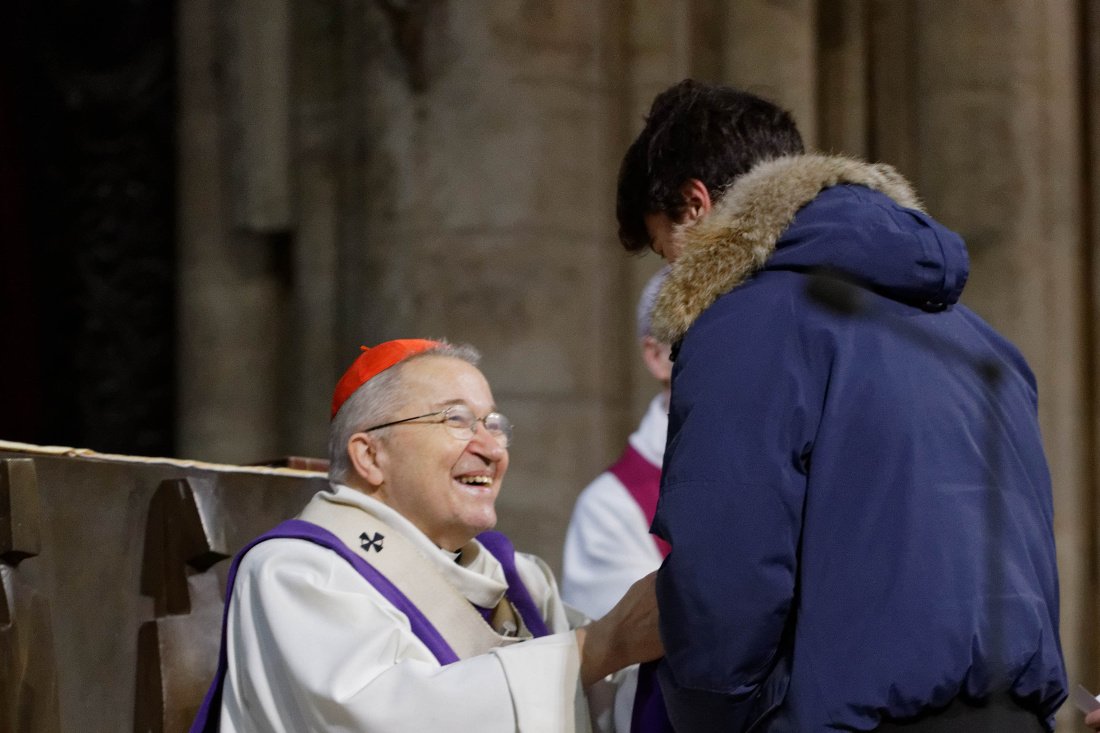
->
[575, 571, 663, 687]
[1086, 708, 1100, 730]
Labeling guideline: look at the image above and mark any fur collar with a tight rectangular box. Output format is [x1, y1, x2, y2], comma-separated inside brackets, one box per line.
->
[649, 154, 925, 345]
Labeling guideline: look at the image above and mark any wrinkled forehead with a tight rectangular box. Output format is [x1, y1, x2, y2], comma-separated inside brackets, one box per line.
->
[396, 355, 496, 410]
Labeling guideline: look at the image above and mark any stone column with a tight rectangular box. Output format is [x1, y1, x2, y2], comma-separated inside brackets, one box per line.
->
[331, 1, 687, 565]
[723, 0, 819, 147]
[817, 0, 868, 157]
[177, 0, 286, 463]
[867, 1, 919, 177]
[1085, 0, 1100, 689]
[280, 0, 347, 457]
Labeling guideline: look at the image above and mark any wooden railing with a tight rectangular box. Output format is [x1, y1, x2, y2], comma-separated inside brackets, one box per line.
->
[0, 441, 329, 733]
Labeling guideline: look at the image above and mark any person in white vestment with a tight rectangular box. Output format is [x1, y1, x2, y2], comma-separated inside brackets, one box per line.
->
[563, 267, 672, 620]
[203, 339, 661, 733]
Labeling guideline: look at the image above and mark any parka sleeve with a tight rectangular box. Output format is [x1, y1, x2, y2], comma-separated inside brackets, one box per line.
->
[651, 289, 824, 729]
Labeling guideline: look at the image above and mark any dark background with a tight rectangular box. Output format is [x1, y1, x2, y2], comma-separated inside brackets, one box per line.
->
[1, 1, 177, 456]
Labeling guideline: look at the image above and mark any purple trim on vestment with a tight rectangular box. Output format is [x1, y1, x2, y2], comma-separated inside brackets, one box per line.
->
[476, 530, 551, 637]
[189, 523, 317, 733]
[631, 660, 675, 733]
[609, 448, 674, 732]
[195, 519, 551, 731]
[608, 444, 670, 558]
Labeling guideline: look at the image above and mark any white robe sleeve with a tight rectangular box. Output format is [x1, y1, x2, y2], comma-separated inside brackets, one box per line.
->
[219, 538, 585, 733]
[562, 473, 663, 619]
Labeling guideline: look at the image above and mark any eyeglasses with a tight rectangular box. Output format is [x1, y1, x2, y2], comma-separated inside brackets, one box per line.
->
[362, 404, 513, 448]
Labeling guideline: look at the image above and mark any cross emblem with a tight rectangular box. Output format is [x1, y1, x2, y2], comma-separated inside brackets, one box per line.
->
[360, 531, 384, 553]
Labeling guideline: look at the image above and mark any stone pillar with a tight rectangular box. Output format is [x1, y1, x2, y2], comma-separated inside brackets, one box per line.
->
[1085, 0, 1100, 690]
[280, 0, 346, 456]
[867, 1, 920, 177]
[177, 0, 286, 463]
[232, 0, 292, 232]
[329, 1, 682, 565]
[723, 0, 818, 147]
[817, 0, 868, 157]
[907, 0, 1089, 705]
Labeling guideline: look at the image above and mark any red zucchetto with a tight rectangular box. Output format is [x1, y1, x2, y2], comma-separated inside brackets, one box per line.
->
[331, 339, 442, 418]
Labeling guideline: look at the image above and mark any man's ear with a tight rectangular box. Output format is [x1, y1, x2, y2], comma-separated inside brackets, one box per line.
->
[348, 433, 385, 488]
[641, 335, 673, 384]
[679, 179, 712, 224]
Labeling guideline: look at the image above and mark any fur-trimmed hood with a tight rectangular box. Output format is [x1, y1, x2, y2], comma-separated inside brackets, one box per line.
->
[650, 154, 970, 344]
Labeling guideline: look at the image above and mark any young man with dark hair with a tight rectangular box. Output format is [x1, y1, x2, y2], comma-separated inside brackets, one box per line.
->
[620, 79, 1066, 732]
[616, 79, 804, 253]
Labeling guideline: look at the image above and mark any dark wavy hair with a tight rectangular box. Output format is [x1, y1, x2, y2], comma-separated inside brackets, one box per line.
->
[616, 79, 805, 252]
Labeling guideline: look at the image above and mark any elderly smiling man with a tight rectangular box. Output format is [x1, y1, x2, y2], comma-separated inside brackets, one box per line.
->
[192, 339, 661, 732]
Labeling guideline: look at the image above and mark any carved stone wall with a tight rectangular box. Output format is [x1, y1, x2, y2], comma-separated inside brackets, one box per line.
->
[2, 1, 1095, 730]
[174, 2, 1100, 721]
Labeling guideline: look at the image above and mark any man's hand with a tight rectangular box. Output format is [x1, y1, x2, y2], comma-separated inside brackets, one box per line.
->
[575, 571, 663, 687]
[1086, 708, 1100, 730]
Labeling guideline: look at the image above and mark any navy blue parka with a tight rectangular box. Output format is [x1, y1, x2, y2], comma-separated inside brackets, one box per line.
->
[646, 154, 1066, 731]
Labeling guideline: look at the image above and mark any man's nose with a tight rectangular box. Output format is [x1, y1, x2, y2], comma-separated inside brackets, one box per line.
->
[469, 422, 506, 459]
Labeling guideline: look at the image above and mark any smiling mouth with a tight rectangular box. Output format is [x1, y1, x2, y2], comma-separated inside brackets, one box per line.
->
[456, 475, 493, 488]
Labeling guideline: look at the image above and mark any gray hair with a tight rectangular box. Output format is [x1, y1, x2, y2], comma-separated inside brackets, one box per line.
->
[327, 341, 482, 485]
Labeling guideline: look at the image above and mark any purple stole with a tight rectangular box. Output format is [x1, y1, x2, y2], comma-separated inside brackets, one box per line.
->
[609, 445, 675, 733]
[190, 520, 549, 732]
[631, 660, 674, 733]
[608, 444, 670, 558]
